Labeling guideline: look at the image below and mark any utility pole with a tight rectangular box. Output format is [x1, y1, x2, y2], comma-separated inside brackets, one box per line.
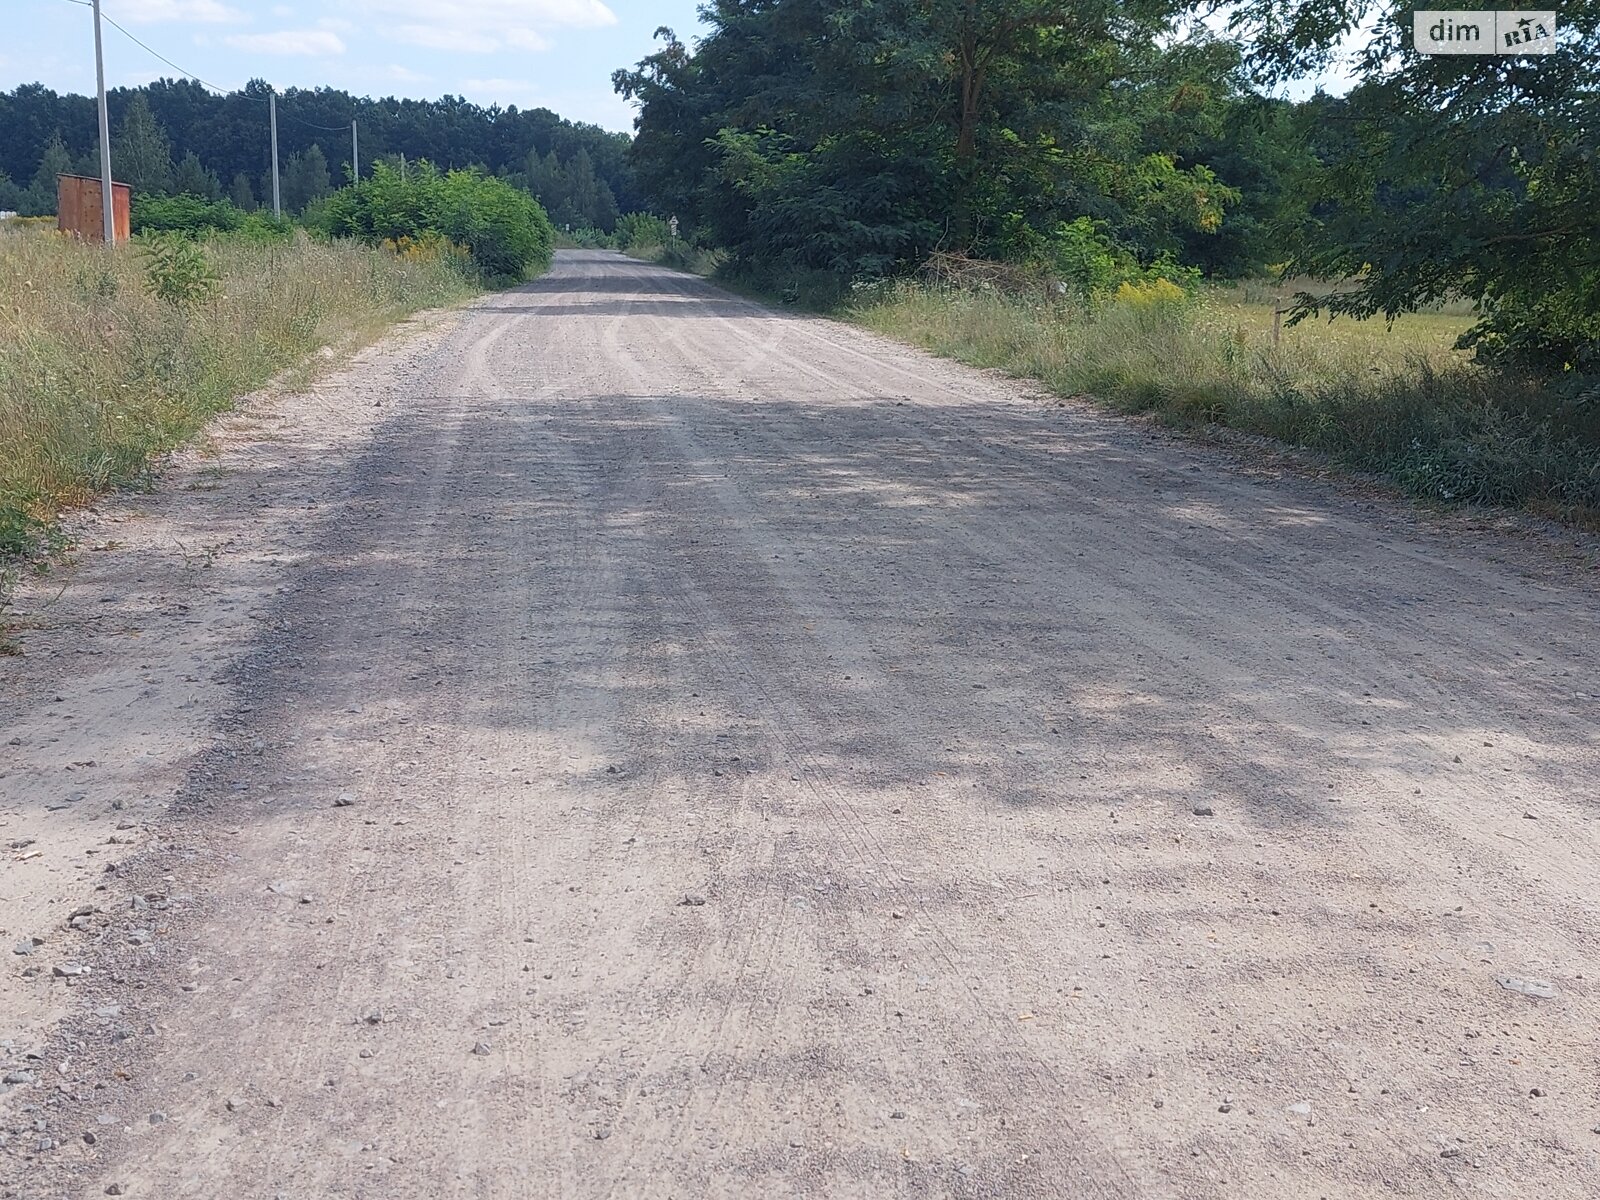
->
[269, 90, 282, 218]
[351, 119, 359, 183]
[91, 0, 115, 244]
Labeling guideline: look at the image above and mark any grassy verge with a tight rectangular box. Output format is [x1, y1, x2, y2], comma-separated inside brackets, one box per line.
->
[0, 227, 480, 564]
[851, 281, 1600, 523]
[623, 240, 727, 277]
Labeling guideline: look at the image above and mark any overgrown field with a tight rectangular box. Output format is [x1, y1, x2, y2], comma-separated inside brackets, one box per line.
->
[0, 228, 478, 560]
[853, 283, 1600, 522]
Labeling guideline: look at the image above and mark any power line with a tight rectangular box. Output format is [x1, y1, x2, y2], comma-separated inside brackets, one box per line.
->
[96, 10, 245, 96]
[57, 0, 240, 94]
[61, 0, 366, 208]
[82, 1, 360, 133]
[278, 108, 357, 134]
[81, 5, 363, 139]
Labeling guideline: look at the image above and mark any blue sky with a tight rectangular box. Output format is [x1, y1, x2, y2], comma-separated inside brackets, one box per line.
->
[6, 0, 710, 131]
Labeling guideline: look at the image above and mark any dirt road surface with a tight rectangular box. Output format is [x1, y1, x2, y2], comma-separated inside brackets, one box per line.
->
[2, 250, 1597, 1199]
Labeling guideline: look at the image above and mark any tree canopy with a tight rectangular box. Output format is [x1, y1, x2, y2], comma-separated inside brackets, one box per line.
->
[1234, 0, 1600, 371]
[614, 5, 1276, 279]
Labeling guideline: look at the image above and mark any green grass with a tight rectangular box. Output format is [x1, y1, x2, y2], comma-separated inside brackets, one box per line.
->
[851, 281, 1600, 522]
[624, 240, 728, 278]
[0, 226, 480, 562]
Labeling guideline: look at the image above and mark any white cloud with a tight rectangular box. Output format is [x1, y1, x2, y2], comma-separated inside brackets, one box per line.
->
[354, 0, 615, 56]
[392, 25, 552, 52]
[503, 28, 552, 51]
[111, 0, 247, 23]
[385, 64, 430, 83]
[392, 26, 501, 53]
[223, 29, 346, 55]
[462, 77, 536, 95]
[318, 17, 355, 32]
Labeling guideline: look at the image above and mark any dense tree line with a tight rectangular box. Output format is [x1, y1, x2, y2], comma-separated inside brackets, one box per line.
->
[0, 80, 639, 229]
[616, 0, 1598, 370]
[614, 4, 1298, 281]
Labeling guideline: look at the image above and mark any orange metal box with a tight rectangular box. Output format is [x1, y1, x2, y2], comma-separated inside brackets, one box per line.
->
[56, 173, 132, 243]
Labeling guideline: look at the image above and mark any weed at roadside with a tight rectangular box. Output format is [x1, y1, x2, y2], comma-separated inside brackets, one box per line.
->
[853, 283, 1600, 522]
[0, 226, 480, 566]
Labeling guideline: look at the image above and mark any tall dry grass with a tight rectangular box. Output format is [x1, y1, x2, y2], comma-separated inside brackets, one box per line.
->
[854, 282, 1600, 521]
[0, 227, 478, 559]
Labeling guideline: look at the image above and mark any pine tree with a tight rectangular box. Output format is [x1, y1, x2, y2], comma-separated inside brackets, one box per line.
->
[281, 144, 332, 214]
[564, 149, 619, 232]
[229, 171, 256, 211]
[301, 144, 331, 206]
[112, 93, 174, 195]
[522, 148, 562, 217]
[25, 132, 74, 215]
[172, 149, 221, 199]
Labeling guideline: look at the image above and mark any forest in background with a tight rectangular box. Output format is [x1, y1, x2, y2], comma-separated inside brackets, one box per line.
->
[0, 80, 640, 231]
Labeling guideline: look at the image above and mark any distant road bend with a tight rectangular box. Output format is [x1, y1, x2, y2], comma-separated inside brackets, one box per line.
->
[2, 250, 1596, 1199]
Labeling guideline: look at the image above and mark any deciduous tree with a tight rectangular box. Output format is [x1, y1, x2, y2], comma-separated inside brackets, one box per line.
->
[1231, 0, 1600, 370]
[112, 93, 173, 196]
[615, 3, 1241, 279]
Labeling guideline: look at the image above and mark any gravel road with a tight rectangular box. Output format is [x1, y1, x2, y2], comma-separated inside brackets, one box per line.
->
[2, 250, 1597, 1198]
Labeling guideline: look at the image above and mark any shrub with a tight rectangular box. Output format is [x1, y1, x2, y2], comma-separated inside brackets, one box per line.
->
[382, 231, 472, 271]
[316, 163, 553, 280]
[615, 213, 671, 250]
[130, 197, 292, 244]
[139, 233, 217, 307]
[1113, 278, 1190, 309]
[235, 212, 294, 241]
[132, 194, 244, 236]
[557, 226, 617, 249]
[1048, 218, 1121, 297]
[437, 169, 553, 278]
[1044, 218, 1203, 300]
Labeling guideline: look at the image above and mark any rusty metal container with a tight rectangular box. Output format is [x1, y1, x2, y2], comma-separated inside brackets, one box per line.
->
[56, 173, 132, 243]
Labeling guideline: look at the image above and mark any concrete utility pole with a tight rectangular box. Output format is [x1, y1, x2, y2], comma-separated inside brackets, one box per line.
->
[269, 90, 282, 218]
[351, 119, 359, 183]
[91, 0, 115, 244]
